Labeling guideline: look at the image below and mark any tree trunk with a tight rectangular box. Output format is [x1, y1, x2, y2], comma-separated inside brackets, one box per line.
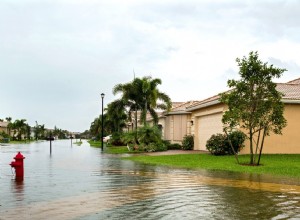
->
[254, 128, 261, 163]
[224, 130, 239, 164]
[249, 129, 254, 164]
[135, 105, 138, 143]
[257, 128, 267, 165]
[255, 129, 261, 155]
[144, 101, 147, 126]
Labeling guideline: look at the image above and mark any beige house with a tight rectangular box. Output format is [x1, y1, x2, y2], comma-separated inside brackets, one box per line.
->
[0, 121, 9, 134]
[186, 78, 300, 154]
[152, 101, 197, 144]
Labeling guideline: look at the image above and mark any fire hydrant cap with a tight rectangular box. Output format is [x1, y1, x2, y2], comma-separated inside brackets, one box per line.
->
[14, 152, 25, 159]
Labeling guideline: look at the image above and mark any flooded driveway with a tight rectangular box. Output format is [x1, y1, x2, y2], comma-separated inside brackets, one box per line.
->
[0, 140, 299, 219]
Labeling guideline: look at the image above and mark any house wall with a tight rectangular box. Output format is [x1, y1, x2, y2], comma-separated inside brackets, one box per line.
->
[165, 116, 172, 140]
[189, 102, 300, 154]
[190, 103, 225, 150]
[158, 117, 166, 139]
[173, 114, 188, 142]
[163, 114, 191, 144]
[240, 103, 300, 154]
[0, 127, 8, 134]
[0, 122, 8, 134]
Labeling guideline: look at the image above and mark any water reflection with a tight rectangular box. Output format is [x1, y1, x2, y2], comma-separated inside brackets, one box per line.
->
[0, 140, 299, 220]
[11, 179, 24, 203]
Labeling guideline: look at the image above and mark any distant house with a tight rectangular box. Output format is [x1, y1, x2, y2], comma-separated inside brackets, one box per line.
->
[186, 78, 300, 154]
[0, 121, 9, 134]
[147, 101, 198, 144]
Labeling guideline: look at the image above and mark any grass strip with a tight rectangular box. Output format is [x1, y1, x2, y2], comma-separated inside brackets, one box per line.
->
[88, 140, 102, 147]
[105, 146, 143, 154]
[124, 154, 300, 178]
[8, 140, 35, 144]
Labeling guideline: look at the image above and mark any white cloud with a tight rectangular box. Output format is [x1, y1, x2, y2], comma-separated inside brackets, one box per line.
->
[1, 0, 300, 131]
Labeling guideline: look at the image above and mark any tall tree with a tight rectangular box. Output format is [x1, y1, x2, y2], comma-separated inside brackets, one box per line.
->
[105, 99, 127, 133]
[113, 76, 171, 126]
[113, 79, 140, 130]
[13, 119, 27, 140]
[89, 114, 111, 140]
[220, 51, 287, 165]
[5, 117, 12, 137]
[90, 117, 101, 139]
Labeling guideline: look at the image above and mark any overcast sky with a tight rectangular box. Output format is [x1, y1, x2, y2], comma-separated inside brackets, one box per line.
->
[1, 0, 300, 132]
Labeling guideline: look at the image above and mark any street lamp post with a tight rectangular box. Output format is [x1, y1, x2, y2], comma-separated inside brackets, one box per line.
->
[50, 131, 52, 155]
[101, 93, 105, 151]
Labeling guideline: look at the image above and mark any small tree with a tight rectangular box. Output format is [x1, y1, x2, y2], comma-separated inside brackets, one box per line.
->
[220, 51, 287, 165]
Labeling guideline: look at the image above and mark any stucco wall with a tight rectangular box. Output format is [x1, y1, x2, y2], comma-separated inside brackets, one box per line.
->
[158, 117, 166, 139]
[240, 103, 300, 154]
[190, 103, 225, 150]
[190, 102, 300, 154]
[163, 114, 191, 144]
[0, 127, 8, 134]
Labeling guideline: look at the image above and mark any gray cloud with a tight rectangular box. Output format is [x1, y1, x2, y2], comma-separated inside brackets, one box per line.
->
[1, 0, 300, 131]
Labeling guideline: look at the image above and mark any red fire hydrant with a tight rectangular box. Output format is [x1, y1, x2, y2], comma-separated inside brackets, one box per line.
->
[10, 152, 25, 181]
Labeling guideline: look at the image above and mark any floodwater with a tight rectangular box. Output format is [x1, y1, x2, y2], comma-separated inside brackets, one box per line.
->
[0, 140, 299, 220]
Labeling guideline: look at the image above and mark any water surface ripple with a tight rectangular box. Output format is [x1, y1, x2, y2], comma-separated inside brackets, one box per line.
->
[0, 140, 299, 219]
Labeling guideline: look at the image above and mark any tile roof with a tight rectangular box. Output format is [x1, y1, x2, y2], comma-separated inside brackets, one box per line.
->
[147, 77, 300, 117]
[171, 101, 199, 112]
[186, 77, 300, 111]
[276, 83, 300, 100]
[186, 94, 221, 110]
[171, 102, 185, 108]
[163, 100, 199, 115]
[287, 77, 300, 84]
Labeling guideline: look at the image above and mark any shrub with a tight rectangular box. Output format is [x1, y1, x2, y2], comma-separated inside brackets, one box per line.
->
[0, 131, 10, 143]
[109, 132, 125, 146]
[131, 125, 168, 152]
[155, 142, 168, 151]
[206, 131, 246, 155]
[137, 125, 161, 145]
[142, 142, 167, 152]
[121, 131, 136, 145]
[167, 143, 182, 150]
[227, 130, 247, 153]
[206, 134, 227, 155]
[182, 135, 194, 150]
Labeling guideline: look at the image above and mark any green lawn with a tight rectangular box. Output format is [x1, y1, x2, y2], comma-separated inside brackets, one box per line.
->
[88, 140, 102, 147]
[124, 154, 300, 178]
[74, 141, 83, 146]
[104, 146, 144, 154]
[8, 140, 35, 144]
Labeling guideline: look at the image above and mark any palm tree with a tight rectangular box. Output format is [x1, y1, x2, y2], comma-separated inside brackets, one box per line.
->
[39, 124, 46, 139]
[113, 79, 140, 129]
[106, 99, 128, 133]
[5, 117, 12, 137]
[90, 117, 101, 139]
[113, 76, 171, 127]
[136, 76, 172, 125]
[13, 119, 27, 140]
[25, 124, 31, 141]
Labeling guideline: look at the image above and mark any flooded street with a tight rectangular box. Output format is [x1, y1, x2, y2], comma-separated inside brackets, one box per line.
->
[0, 140, 299, 219]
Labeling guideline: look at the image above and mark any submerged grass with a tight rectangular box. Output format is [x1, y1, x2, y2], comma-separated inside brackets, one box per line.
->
[88, 140, 102, 147]
[125, 154, 300, 178]
[8, 140, 35, 144]
[104, 146, 143, 154]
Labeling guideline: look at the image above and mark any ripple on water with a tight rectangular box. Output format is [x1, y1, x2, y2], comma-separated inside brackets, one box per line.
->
[0, 140, 299, 220]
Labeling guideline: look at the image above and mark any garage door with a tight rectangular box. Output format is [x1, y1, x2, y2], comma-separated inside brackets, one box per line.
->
[197, 113, 223, 150]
